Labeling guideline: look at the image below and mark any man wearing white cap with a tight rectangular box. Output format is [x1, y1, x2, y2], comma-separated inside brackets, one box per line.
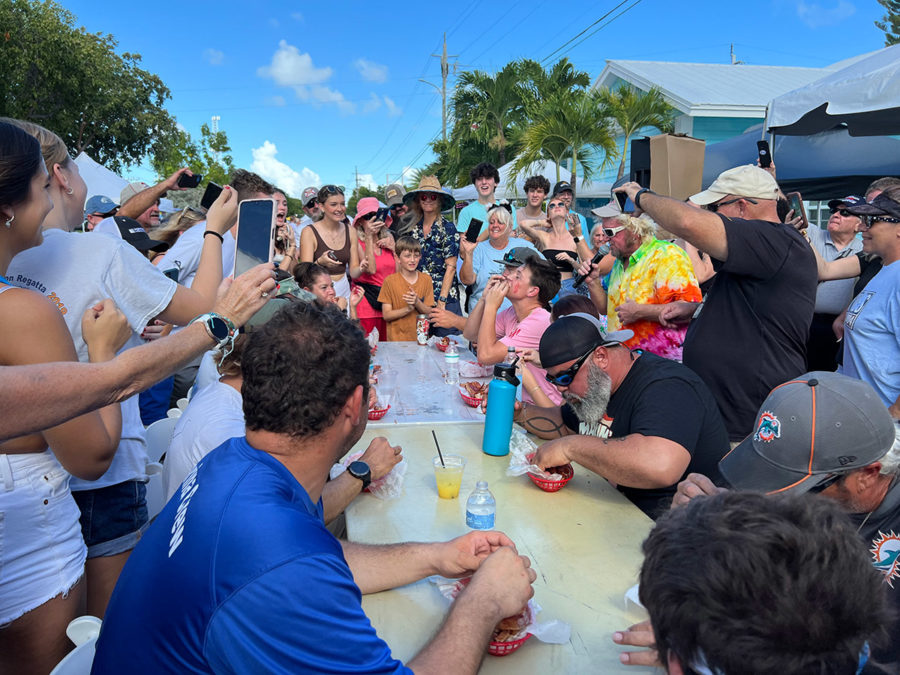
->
[118, 167, 195, 232]
[614, 165, 817, 443]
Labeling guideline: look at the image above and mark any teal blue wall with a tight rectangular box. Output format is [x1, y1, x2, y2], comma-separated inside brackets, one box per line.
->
[693, 117, 762, 145]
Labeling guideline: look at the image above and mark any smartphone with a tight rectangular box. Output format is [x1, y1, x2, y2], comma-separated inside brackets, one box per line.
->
[200, 182, 223, 210]
[234, 198, 276, 277]
[374, 207, 390, 221]
[465, 218, 483, 244]
[614, 192, 636, 213]
[757, 140, 772, 168]
[786, 192, 809, 230]
[177, 172, 202, 189]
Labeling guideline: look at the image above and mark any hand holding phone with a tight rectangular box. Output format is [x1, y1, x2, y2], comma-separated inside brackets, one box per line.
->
[206, 185, 238, 235]
[326, 250, 340, 262]
[200, 182, 223, 210]
[757, 140, 772, 169]
[464, 218, 483, 244]
[234, 198, 276, 277]
[785, 192, 808, 231]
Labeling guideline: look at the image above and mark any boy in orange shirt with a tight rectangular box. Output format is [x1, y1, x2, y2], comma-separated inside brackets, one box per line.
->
[378, 236, 435, 341]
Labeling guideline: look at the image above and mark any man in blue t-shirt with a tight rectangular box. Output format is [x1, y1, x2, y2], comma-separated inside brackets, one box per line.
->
[93, 301, 536, 674]
[456, 162, 518, 238]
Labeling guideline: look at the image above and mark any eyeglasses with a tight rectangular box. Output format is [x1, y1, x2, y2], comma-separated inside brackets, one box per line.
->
[419, 193, 439, 202]
[707, 197, 758, 213]
[860, 215, 900, 229]
[807, 472, 844, 494]
[603, 225, 627, 237]
[545, 347, 595, 387]
[548, 201, 567, 209]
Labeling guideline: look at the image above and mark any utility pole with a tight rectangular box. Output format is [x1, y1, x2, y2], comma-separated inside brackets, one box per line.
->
[210, 115, 221, 162]
[355, 166, 360, 194]
[419, 33, 457, 143]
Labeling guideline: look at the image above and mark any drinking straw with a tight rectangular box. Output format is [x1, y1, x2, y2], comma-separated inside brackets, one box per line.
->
[432, 430, 445, 467]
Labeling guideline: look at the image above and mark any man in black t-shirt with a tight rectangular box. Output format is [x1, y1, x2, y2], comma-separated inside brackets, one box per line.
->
[521, 313, 729, 519]
[614, 166, 817, 442]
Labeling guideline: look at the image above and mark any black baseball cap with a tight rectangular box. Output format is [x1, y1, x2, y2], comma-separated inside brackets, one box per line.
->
[826, 195, 863, 211]
[538, 313, 633, 368]
[551, 181, 573, 197]
[847, 193, 900, 220]
[111, 216, 169, 253]
[719, 372, 896, 495]
[493, 247, 540, 268]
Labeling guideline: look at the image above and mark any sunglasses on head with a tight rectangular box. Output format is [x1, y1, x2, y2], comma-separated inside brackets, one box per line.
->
[707, 197, 758, 213]
[545, 347, 596, 387]
[603, 225, 627, 237]
[320, 185, 344, 197]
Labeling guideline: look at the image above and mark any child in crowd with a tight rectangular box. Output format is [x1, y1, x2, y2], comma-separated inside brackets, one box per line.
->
[378, 236, 434, 341]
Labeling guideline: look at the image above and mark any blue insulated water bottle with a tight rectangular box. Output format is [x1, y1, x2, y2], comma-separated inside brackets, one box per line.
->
[482, 362, 520, 456]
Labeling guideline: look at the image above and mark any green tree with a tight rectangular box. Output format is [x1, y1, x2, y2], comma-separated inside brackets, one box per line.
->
[511, 90, 618, 198]
[347, 185, 383, 215]
[596, 85, 676, 180]
[150, 123, 235, 186]
[0, 0, 173, 171]
[876, 0, 900, 45]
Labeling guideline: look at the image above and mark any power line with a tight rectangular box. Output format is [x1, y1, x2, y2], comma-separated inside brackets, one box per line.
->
[541, 0, 634, 64]
[465, 3, 545, 65]
[549, 0, 645, 63]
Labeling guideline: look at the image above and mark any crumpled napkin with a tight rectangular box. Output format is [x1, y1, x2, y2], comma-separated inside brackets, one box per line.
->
[459, 360, 494, 378]
[504, 430, 567, 481]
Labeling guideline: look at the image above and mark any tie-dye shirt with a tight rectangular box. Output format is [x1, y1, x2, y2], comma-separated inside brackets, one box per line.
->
[607, 239, 701, 360]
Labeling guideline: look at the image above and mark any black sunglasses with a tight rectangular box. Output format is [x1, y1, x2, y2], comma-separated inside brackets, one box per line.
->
[545, 347, 595, 387]
[861, 215, 900, 229]
[319, 185, 344, 197]
[707, 197, 757, 213]
[807, 472, 844, 494]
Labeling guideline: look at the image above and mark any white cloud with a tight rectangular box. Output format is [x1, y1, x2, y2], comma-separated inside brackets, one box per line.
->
[291, 12, 303, 21]
[796, 0, 855, 28]
[250, 141, 321, 197]
[354, 58, 389, 83]
[268, 18, 279, 28]
[383, 95, 402, 117]
[362, 92, 382, 114]
[266, 95, 286, 107]
[203, 48, 224, 66]
[258, 41, 354, 113]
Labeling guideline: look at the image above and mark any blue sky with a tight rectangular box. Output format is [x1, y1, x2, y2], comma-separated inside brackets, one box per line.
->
[60, 0, 887, 197]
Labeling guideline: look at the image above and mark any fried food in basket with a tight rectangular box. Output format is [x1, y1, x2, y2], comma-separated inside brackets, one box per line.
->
[463, 382, 489, 399]
[492, 607, 530, 642]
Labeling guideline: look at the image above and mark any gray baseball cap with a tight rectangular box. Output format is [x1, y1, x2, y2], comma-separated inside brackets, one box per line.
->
[719, 372, 896, 495]
[384, 183, 407, 207]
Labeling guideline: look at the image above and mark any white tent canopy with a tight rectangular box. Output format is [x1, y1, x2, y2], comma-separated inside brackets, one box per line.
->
[451, 158, 611, 201]
[74, 153, 175, 212]
[766, 44, 900, 136]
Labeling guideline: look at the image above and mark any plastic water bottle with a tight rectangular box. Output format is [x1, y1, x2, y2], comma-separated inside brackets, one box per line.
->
[482, 363, 520, 456]
[466, 481, 496, 530]
[445, 342, 459, 385]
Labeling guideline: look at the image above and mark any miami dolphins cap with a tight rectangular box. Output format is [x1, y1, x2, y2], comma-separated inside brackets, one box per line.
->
[538, 313, 633, 368]
[719, 372, 895, 495]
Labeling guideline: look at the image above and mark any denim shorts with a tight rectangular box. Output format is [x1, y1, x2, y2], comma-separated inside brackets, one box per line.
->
[72, 480, 148, 558]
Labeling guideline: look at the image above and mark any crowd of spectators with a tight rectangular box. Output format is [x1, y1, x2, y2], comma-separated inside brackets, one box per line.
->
[1, 111, 899, 674]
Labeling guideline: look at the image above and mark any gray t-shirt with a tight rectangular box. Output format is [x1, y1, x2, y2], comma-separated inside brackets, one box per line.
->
[807, 226, 862, 314]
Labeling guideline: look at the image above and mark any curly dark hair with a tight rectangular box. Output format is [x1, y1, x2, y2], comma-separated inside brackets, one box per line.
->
[469, 162, 500, 185]
[241, 301, 369, 438]
[523, 175, 550, 195]
[640, 491, 889, 675]
[521, 257, 561, 309]
[0, 121, 43, 209]
[229, 169, 275, 203]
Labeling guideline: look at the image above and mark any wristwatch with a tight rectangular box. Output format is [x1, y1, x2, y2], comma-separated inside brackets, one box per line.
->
[572, 236, 581, 243]
[438, 295, 448, 303]
[190, 312, 235, 348]
[347, 461, 372, 490]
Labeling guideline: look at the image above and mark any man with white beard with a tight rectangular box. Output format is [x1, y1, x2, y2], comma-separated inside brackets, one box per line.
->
[521, 313, 729, 518]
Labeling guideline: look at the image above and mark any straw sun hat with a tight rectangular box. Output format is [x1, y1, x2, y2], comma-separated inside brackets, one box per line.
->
[403, 176, 456, 211]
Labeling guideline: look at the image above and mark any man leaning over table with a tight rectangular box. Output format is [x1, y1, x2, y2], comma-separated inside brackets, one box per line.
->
[462, 248, 563, 406]
[521, 313, 729, 519]
[93, 301, 536, 675]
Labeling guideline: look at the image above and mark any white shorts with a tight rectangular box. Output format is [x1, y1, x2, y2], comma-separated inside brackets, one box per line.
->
[0, 451, 86, 625]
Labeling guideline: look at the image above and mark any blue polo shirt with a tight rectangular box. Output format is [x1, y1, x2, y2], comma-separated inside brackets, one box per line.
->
[92, 437, 409, 674]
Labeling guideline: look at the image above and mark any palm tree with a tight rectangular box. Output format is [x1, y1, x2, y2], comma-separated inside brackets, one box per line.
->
[511, 90, 618, 197]
[451, 61, 532, 166]
[596, 85, 676, 179]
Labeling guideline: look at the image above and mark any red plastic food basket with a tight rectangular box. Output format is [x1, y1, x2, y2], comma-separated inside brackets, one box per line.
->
[489, 632, 533, 656]
[459, 389, 483, 408]
[367, 405, 390, 420]
[528, 464, 574, 492]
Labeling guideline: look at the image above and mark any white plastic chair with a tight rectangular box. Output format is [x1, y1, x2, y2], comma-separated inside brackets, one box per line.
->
[145, 461, 167, 520]
[50, 616, 101, 675]
[144, 416, 178, 463]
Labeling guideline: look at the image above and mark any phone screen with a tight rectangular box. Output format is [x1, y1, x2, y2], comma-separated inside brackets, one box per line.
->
[200, 182, 223, 210]
[234, 199, 276, 277]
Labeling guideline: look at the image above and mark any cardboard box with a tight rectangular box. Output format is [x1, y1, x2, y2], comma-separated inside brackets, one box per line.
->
[649, 134, 706, 201]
